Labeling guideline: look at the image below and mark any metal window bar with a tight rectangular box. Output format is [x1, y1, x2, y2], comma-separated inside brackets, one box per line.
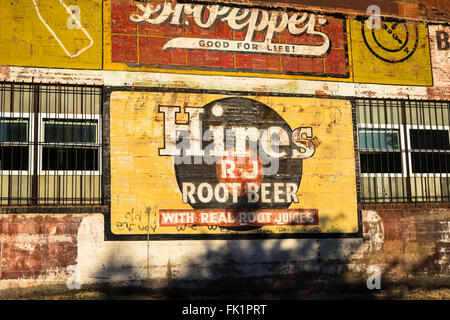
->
[356, 98, 450, 204]
[0, 82, 103, 205]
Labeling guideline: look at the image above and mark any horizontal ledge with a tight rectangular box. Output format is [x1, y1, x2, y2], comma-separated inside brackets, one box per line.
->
[0, 205, 108, 214]
[358, 202, 450, 210]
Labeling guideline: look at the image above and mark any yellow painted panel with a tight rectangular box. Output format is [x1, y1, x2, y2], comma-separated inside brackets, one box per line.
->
[0, 0, 102, 69]
[110, 92, 358, 236]
[350, 17, 432, 85]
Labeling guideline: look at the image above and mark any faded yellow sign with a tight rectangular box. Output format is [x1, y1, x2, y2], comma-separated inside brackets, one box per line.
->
[0, 0, 102, 69]
[350, 17, 432, 85]
[109, 91, 359, 238]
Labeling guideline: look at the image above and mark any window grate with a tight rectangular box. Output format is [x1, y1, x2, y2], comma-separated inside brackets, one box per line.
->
[0, 82, 103, 206]
[356, 98, 450, 204]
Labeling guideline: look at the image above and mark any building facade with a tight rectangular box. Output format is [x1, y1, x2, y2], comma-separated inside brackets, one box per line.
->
[0, 0, 449, 295]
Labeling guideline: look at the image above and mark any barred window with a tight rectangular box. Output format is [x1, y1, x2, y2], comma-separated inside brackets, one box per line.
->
[356, 99, 450, 203]
[0, 83, 102, 205]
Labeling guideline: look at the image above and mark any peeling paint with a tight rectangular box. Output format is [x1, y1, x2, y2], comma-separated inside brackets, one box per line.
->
[440, 221, 450, 242]
[362, 211, 385, 252]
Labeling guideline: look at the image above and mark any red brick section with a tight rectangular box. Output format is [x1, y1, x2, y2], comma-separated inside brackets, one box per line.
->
[111, 0, 137, 34]
[398, 2, 421, 17]
[415, 0, 450, 14]
[112, 35, 137, 63]
[183, 0, 399, 15]
[365, 208, 450, 275]
[0, 215, 83, 280]
[186, 0, 450, 19]
[0, 210, 447, 281]
[110, 0, 350, 77]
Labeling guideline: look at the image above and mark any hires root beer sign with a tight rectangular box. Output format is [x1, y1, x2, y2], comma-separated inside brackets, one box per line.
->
[107, 0, 350, 79]
[158, 97, 317, 228]
[109, 92, 359, 239]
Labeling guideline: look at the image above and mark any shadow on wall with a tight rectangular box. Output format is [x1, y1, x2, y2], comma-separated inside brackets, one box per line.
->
[0, 210, 448, 299]
[0, 209, 448, 299]
[90, 210, 450, 300]
[90, 215, 341, 299]
[94, 239, 365, 299]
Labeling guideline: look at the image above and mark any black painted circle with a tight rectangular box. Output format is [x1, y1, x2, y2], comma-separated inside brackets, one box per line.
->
[372, 22, 409, 53]
[174, 97, 303, 212]
[361, 18, 419, 64]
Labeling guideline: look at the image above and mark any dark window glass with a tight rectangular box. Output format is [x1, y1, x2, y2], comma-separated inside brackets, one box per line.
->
[44, 119, 97, 143]
[42, 147, 99, 171]
[360, 152, 403, 173]
[411, 152, 450, 173]
[359, 129, 400, 150]
[0, 146, 28, 170]
[0, 119, 28, 142]
[410, 129, 450, 150]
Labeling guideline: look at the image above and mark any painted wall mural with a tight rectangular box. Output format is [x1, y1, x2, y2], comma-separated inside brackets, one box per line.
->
[0, 0, 102, 69]
[0, 0, 440, 88]
[350, 16, 433, 86]
[107, 90, 359, 239]
[104, 0, 351, 80]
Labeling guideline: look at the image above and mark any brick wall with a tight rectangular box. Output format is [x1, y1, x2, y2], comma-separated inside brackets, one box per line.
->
[361, 209, 450, 278]
[181, 0, 450, 20]
[0, 0, 448, 296]
[0, 215, 86, 283]
[0, 208, 447, 290]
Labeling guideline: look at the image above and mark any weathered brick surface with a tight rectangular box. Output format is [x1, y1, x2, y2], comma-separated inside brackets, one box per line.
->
[185, 0, 450, 19]
[0, 215, 85, 280]
[359, 209, 450, 277]
[0, 208, 447, 286]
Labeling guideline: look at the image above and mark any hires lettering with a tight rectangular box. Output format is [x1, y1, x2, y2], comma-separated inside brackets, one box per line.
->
[158, 105, 316, 161]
